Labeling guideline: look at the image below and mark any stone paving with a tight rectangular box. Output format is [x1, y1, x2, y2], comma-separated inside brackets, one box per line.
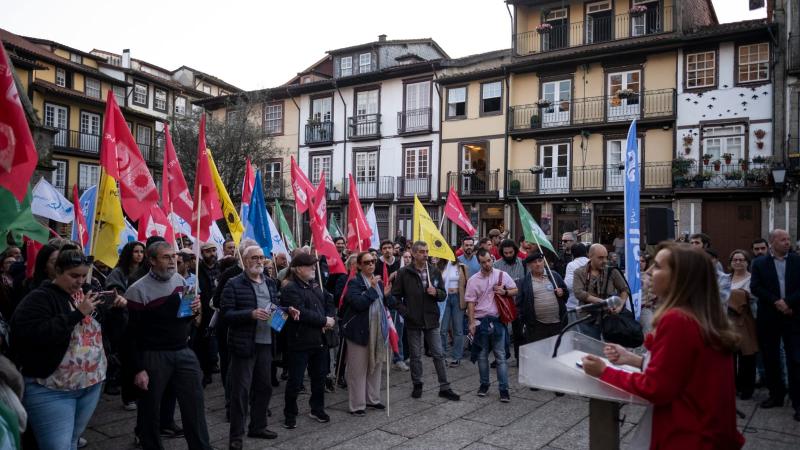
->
[83, 357, 800, 450]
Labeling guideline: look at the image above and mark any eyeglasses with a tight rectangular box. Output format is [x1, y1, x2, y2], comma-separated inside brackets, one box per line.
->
[731, 258, 747, 263]
[248, 255, 266, 261]
[63, 253, 88, 267]
[561, 239, 574, 243]
[361, 259, 376, 265]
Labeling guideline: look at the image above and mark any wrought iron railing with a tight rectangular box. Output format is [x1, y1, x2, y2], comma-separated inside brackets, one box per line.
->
[305, 121, 334, 145]
[447, 170, 499, 196]
[348, 114, 381, 139]
[397, 108, 432, 134]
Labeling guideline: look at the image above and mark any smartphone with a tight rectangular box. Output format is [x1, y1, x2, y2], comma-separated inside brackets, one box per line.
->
[575, 360, 584, 369]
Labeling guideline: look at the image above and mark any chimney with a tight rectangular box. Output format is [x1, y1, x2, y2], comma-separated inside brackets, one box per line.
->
[378, 34, 387, 42]
[122, 49, 131, 69]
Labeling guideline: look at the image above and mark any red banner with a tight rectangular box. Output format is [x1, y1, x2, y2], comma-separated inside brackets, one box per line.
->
[191, 115, 222, 242]
[161, 122, 193, 223]
[346, 173, 371, 252]
[290, 156, 314, 214]
[444, 186, 476, 236]
[72, 185, 89, 249]
[308, 174, 345, 274]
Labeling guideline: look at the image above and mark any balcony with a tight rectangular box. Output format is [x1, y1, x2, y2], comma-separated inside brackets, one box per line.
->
[397, 108, 432, 135]
[263, 176, 284, 199]
[397, 176, 431, 199]
[305, 121, 334, 146]
[348, 114, 381, 140]
[672, 158, 772, 190]
[789, 35, 800, 74]
[790, 137, 800, 171]
[507, 162, 672, 196]
[344, 176, 395, 200]
[53, 129, 101, 154]
[447, 170, 500, 198]
[509, 89, 675, 133]
[514, 6, 673, 56]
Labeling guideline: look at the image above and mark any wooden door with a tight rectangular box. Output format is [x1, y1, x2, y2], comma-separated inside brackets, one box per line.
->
[701, 200, 761, 264]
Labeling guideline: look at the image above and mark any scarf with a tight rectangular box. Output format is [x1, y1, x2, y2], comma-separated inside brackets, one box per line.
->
[363, 274, 387, 374]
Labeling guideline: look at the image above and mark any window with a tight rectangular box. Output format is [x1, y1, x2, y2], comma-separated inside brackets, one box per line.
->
[79, 111, 101, 152]
[264, 161, 282, 196]
[541, 79, 572, 127]
[447, 87, 467, 119]
[85, 78, 101, 99]
[340, 56, 353, 77]
[174, 96, 187, 115]
[539, 143, 570, 194]
[606, 138, 641, 191]
[311, 96, 333, 122]
[226, 108, 241, 124]
[359, 53, 372, 74]
[113, 85, 126, 106]
[302, 76, 312, 84]
[480, 81, 502, 115]
[136, 124, 153, 159]
[55, 68, 66, 87]
[355, 151, 378, 184]
[738, 43, 769, 83]
[154, 88, 167, 112]
[264, 102, 284, 135]
[201, 84, 212, 94]
[44, 103, 68, 147]
[310, 154, 331, 185]
[686, 51, 716, 89]
[78, 163, 99, 194]
[52, 160, 67, 194]
[70, 53, 82, 64]
[702, 125, 745, 163]
[405, 146, 429, 178]
[133, 81, 148, 106]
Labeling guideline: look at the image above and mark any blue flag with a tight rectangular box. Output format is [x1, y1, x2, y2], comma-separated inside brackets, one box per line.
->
[72, 185, 97, 255]
[247, 170, 273, 255]
[624, 120, 642, 319]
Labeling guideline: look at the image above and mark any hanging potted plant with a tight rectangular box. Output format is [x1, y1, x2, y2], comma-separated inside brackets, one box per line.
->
[629, 5, 648, 17]
[509, 179, 521, 195]
[754, 129, 766, 149]
[536, 23, 553, 34]
[462, 168, 476, 175]
[536, 98, 552, 109]
[722, 153, 733, 165]
[739, 158, 749, 171]
[529, 165, 544, 175]
[712, 159, 721, 171]
[702, 153, 712, 165]
[682, 134, 693, 154]
[617, 88, 636, 100]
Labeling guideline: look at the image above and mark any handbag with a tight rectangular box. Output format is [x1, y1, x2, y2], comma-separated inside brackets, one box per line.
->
[492, 275, 518, 324]
[601, 295, 644, 348]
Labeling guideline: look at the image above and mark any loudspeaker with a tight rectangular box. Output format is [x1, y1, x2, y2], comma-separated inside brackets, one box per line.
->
[645, 208, 675, 244]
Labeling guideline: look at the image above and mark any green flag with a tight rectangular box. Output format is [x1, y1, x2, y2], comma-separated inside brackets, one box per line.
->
[0, 186, 49, 253]
[274, 200, 296, 252]
[328, 215, 343, 239]
[516, 197, 556, 255]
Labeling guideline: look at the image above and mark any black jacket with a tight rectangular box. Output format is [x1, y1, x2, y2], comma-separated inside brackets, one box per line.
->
[221, 273, 280, 358]
[280, 277, 335, 351]
[517, 270, 568, 329]
[751, 252, 800, 330]
[342, 274, 397, 346]
[10, 282, 87, 378]
[391, 264, 446, 330]
[197, 262, 218, 328]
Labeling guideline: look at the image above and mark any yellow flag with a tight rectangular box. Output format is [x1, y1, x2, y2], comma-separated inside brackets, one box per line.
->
[413, 195, 455, 261]
[93, 173, 125, 267]
[207, 149, 244, 245]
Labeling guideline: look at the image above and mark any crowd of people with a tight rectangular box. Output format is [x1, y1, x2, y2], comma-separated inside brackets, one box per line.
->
[0, 223, 797, 449]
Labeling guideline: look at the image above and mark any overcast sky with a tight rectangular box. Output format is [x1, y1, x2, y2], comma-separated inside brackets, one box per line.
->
[1, 0, 766, 91]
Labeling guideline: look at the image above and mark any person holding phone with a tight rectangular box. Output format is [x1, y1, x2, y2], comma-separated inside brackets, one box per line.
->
[581, 243, 744, 449]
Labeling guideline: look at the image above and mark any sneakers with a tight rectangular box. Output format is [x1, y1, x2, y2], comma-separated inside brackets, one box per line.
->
[123, 401, 137, 411]
[78, 437, 88, 448]
[366, 403, 385, 410]
[247, 429, 278, 439]
[350, 409, 366, 417]
[309, 410, 330, 423]
[438, 389, 461, 401]
[448, 360, 461, 368]
[394, 361, 410, 371]
[411, 384, 423, 398]
[283, 417, 296, 429]
[324, 378, 335, 393]
[160, 424, 184, 438]
[500, 390, 510, 403]
[477, 385, 489, 397]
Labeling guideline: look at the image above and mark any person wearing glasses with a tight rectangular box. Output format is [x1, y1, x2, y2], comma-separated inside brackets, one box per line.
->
[11, 246, 125, 450]
[727, 249, 758, 401]
[341, 252, 396, 416]
[552, 232, 577, 278]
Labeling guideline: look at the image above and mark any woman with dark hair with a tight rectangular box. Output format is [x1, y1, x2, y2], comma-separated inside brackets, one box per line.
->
[105, 241, 145, 293]
[727, 249, 758, 400]
[582, 243, 744, 449]
[29, 244, 60, 291]
[11, 247, 126, 450]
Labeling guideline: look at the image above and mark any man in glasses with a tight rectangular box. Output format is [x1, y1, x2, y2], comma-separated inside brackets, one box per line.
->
[552, 232, 577, 278]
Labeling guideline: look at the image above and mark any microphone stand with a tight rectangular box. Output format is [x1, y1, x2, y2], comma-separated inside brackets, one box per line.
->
[552, 311, 601, 358]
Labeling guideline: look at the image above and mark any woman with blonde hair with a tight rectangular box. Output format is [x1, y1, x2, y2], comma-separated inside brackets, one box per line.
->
[582, 243, 744, 449]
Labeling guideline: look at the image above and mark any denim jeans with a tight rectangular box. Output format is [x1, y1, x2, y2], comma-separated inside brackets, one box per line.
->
[392, 311, 405, 362]
[440, 293, 464, 361]
[23, 380, 102, 450]
[475, 316, 509, 393]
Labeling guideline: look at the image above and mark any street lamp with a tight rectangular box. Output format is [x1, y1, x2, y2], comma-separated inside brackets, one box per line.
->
[772, 165, 787, 188]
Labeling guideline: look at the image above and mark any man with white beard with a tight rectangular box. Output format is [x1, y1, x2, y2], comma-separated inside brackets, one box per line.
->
[222, 246, 286, 448]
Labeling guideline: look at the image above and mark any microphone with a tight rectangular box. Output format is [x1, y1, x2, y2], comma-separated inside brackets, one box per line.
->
[571, 296, 623, 314]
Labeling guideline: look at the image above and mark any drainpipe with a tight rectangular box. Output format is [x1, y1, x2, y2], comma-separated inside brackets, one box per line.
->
[335, 81, 347, 205]
[287, 85, 302, 243]
[506, 2, 515, 56]
[503, 67, 511, 226]
[431, 61, 442, 205]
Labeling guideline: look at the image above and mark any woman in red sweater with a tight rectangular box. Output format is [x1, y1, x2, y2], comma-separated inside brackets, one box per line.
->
[582, 243, 744, 449]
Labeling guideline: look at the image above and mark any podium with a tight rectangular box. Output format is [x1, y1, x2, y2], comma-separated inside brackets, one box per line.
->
[519, 331, 650, 450]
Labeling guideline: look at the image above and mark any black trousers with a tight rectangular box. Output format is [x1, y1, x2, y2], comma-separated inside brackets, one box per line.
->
[734, 352, 756, 398]
[283, 347, 327, 419]
[524, 321, 563, 344]
[229, 344, 272, 445]
[138, 348, 211, 450]
[758, 318, 800, 409]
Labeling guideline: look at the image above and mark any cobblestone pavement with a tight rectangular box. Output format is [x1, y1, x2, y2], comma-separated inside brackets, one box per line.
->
[83, 357, 800, 449]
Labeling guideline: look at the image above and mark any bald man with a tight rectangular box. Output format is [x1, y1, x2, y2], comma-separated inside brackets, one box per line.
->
[571, 244, 629, 339]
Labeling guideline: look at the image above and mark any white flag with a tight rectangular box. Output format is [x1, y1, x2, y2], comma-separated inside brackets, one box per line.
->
[31, 178, 74, 223]
[209, 222, 226, 259]
[169, 212, 195, 243]
[266, 207, 290, 261]
[118, 219, 138, 253]
[366, 203, 381, 250]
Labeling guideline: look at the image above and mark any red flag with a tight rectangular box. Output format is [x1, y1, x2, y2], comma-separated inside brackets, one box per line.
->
[242, 157, 255, 206]
[24, 236, 43, 279]
[338, 265, 357, 308]
[444, 186, 476, 236]
[290, 156, 314, 214]
[100, 91, 158, 220]
[191, 115, 222, 242]
[346, 173, 372, 252]
[0, 45, 39, 201]
[138, 204, 175, 244]
[308, 175, 345, 274]
[385, 306, 400, 354]
[72, 185, 89, 249]
[161, 122, 193, 223]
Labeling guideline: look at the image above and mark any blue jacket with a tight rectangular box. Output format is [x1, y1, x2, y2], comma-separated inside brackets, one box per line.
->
[750, 252, 800, 330]
[516, 270, 568, 328]
[342, 274, 397, 346]
[221, 273, 280, 358]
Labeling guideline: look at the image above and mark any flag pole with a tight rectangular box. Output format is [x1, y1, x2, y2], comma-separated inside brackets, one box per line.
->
[86, 167, 105, 280]
[194, 187, 203, 283]
[530, 231, 558, 287]
[386, 339, 390, 417]
[169, 202, 181, 250]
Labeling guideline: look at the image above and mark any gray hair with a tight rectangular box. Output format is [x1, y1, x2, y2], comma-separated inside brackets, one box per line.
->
[242, 245, 264, 259]
[147, 241, 174, 260]
[239, 238, 258, 255]
[411, 240, 428, 253]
